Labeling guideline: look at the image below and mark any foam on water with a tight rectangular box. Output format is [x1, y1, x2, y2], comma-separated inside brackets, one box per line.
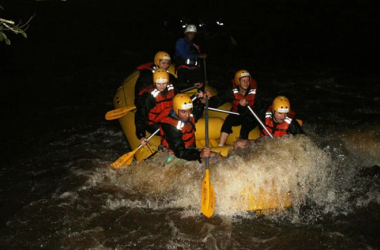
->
[43, 120, 378, 228]
[105, 136, 334, 218]
[97, 125, 380, 224]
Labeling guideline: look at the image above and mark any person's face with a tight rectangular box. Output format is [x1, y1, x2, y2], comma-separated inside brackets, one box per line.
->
[158, 59, 170, 70]
[155, 82, 167, 92]
[239, 76, 250, 90]
[273, 111, 288, 123]
[185, 32, 196, 41]
[177, 109, 192, 122]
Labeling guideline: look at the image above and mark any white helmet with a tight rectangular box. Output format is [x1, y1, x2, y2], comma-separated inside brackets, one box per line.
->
[184, 24, 197, 34]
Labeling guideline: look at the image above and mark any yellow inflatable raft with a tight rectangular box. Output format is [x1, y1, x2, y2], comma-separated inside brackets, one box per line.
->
[110, 64, 292, 212]
[112, 65, 264, 160]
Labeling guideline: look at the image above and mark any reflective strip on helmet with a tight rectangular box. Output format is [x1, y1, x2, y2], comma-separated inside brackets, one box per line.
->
[278, 108, 289, 113]
[241, 72, 250, 77]
[163, 56, 171, 60]
[181, 103, 193, 109]
[155, 78, 168, 84]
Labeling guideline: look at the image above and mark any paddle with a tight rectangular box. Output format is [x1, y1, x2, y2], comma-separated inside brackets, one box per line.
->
[247, 106, 274, 139]
[180, 85, 199, 93]
[201, 96, 215, 218]
[110, 129, 160, 169]
[105, 106, 136, 120]
[206, 107, 239, 116]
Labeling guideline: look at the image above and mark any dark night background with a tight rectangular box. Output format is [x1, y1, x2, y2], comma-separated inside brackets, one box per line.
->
[1, 1, 379, 182]
[1, 0, 379, 149]
[1, 1, 380, 249]
[1, 0, 379, 95]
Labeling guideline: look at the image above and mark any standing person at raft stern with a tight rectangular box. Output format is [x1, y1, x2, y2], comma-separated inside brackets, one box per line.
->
[175, 24, 207, 92]
[135, 69, 175, 146]
[159, 93, 215, 162]
[234, 95, 305, 149]
[134, 51, 177, 105]
[208, 69, 262, 146]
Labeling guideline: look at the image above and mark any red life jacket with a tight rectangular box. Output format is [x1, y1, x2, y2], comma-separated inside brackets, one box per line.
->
[136, 62, 156, 72]
[160, 115, 196, 149]
[231, 79, 257, 112]
[261, 106, 296, 137]
[176, 64, 200, 71]
[140, 84, 175, 125]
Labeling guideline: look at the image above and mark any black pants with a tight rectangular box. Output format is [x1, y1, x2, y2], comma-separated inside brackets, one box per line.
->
[221, 114, 258, 139]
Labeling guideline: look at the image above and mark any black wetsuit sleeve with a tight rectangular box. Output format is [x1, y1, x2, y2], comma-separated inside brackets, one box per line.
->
[253, 89, 265, 118]
[170, 74, 179, 93]
[134, 70, 153, 105]
[160, 123, 202, 162]
[208, 88, 234, 108]
[135, 93, 156, 139]
[192, 99, 205, 122]
[288, 118, 306, 135]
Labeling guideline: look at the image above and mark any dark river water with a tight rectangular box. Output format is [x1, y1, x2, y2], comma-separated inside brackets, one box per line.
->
[1, 1, 380, 249]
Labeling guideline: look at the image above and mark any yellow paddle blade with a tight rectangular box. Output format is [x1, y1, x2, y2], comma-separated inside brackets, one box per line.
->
[105, 106, 136, 120]
[201, 169, 215, 218]
[110, 148, 139, 170]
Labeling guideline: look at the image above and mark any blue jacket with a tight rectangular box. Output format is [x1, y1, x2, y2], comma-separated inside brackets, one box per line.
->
[175, 38, 200, 60]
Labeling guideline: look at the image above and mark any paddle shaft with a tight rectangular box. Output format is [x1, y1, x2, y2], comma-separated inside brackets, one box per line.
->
[205, 96, 209, 167]
[247, 106, 274, 139]
[138, 128, 160, 149]
[180, 85, 198, 93]
[207, 107, 239, 116]
[201, 95, 215, 218]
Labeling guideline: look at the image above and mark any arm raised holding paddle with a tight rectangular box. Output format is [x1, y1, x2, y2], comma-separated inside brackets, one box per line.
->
[110, 129, 160, 169]
[234, 96, 305, 149]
